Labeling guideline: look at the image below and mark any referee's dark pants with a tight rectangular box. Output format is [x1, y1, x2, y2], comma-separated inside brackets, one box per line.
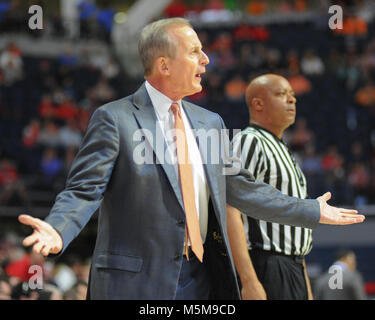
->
[249, 249, 308, 300]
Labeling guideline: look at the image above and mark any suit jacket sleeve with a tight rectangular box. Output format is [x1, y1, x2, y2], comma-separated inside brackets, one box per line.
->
[45, 107, 120, 253]
[220, 117, 320, 230]
[226, 169, 320, 229]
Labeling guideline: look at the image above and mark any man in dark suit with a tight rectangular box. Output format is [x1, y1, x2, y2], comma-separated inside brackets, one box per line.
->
[18, 18, 364, 300]
[314, 249, 367, 300]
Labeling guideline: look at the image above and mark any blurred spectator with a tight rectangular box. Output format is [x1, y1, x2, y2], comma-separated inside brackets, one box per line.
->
[96, 5, 115, 42]
[38, 283, 63, 300]
[188, 0, 205, 13]
[55, 96, 78, 121]
[216, 47, 236, 71]
[35, 60, 56, 94]
[314, 249, 367, 300]
[102, 58, 120, 80]
[301, 144, 325, 198]
[53, 255, 82, 293]
[301, 50, 325, 76]
[348, 163, 370, 204]
[234, 25, 270, 42]
[246, 0, 268, 15]
[40, 148, 63, 182]
[5, 248, 44, 283]
[327, 49, 344, 76]
[77, 258, 91, 284]
[348, 141, 366, 164]
[206, 0, 225, 10]
[0, 42, 23, 86]
[294, 0, 307, 12]
[0, 158, 29, 206]
[224, 74, 247, 101]
[38, 95, 56, 120]
[277, 0, 293, 13]
[3, 0, 24, 33]
[10, 281, 39, 300]
[302, 145, 322, 176]
[355, 81, 375, 108]
[22, 119, 40, 148]
[63, 280, 88, 300]
[58, 47, 78, 67]
[333, 14, 367, 37]
[287, 71, 312, 96]
[286, 49, 300, 75]
[59, 120, 82, 148]
[211, 32, 233, 52]
[265, 48, 282, 72]
[0, 275, 11, 300]
[289, 118, 315, 153]
[77, 0, 97, 38]
[91, 77, 116, 104]
[360, 41, 375, 77]
[0, 1, 11, 26]
[343, 55, 361, 92]
[164, 0, 188, 17]
[89, 48, 109, 71]
[37, 121, 61, 148]
[321, 145, 344, 173]
[248, 44, 267, 69]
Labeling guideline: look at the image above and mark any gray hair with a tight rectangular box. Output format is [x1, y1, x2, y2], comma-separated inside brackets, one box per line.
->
[138, 18, 192, 76]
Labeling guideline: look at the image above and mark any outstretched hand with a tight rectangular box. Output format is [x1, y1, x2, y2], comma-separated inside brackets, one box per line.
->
[317, 192, 365, 225]
[18, 214, 63, 256]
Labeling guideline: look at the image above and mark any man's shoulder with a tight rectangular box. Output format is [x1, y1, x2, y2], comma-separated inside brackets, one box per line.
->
[97, 95, 134, 112]
[91, 94, 138, 123]
[241, 126, 263, 137]
[233, 126, 263, 143]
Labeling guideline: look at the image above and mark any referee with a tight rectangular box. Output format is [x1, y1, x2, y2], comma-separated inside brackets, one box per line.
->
[227, 74, 314, 300]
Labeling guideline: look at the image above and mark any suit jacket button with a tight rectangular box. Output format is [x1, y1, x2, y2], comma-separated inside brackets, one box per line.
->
[174, 254, 182, 260]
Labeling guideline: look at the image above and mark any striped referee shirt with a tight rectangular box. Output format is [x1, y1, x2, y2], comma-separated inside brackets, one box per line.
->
[232, 124, 313, 256]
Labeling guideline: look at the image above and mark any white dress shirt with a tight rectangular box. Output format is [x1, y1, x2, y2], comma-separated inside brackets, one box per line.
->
[145, 81, 209, 244]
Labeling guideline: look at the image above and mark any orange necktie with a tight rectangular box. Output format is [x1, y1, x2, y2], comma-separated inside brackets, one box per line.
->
[170, 102, 204, 262]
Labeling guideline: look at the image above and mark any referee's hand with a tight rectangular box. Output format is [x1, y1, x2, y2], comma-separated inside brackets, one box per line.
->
[18, 214, 63, 256]
[317, 192, 365, 225]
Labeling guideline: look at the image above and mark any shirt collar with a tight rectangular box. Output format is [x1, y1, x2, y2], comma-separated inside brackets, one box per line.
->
[145, 80, 181, 120]
[333, 261, 349, 270]
[249, 123, 286, 144]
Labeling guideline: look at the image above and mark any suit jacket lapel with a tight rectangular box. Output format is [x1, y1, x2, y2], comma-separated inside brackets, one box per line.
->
[132, 84, 185, 212]
[182, 101, 221, 219]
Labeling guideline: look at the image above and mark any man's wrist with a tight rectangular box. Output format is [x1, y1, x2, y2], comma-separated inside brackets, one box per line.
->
[241, 276, 261, 287]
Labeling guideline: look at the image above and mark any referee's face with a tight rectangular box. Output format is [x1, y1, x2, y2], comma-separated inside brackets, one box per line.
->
[263, 76, 296, 132]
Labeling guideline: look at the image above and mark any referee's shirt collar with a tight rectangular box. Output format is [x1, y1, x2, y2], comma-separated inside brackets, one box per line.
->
[249, 123, 286, 143]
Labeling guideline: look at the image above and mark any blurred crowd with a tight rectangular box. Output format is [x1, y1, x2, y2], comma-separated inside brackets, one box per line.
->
[0, 39, 123, 207]
[0, 0, 115, 41]
[0, 0, 374, 301]
[0, 2, 374, 209]
[0, 232, 89, 300]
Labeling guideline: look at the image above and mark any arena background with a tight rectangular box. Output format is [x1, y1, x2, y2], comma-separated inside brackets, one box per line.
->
[0, 0, 374, 300]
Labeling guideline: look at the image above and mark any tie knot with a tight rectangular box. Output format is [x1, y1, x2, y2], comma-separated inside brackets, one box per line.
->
[170, 102, 180, 116]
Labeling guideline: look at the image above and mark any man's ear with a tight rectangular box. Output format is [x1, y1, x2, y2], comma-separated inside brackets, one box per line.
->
[155, 57, 170, 76]
[252, 98, 264, 111]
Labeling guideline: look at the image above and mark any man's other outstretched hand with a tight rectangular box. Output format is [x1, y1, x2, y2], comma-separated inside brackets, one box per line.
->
[18, 214, 63, 256]
[317, 192, 365, 225]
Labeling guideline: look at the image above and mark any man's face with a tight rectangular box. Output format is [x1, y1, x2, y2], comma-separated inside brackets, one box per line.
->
[166, 26, 209, 99]
[262, 77, 296, 130]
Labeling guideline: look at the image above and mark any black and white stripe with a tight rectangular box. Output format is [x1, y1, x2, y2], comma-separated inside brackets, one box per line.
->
[233, 124, 312, 256]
